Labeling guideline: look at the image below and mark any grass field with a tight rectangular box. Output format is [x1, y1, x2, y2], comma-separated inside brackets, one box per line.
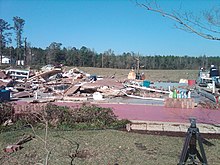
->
[0, 129, 220, 165]
[0, 68, 218, 165]
[78, 67, 198, 82]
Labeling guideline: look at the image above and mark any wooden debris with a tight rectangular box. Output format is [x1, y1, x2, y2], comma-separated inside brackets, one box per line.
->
[125, 84, 170, 94]
[125, 93, 164, 101]
[121, 90, 164, 101]
[62, 96, 88, 101]
[13, 91, 33, 98]
[28, 68, 62, 80]
[16, 135, 33, 145]
[4, 145, 22, 153]
[0, 71, 7, 79]
[3, 135, 33, 153]
[64, 85, 80, 96]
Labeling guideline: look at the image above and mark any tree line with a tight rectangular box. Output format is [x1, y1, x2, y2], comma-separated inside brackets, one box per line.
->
[0, 17, 25, 65]
[5, 44, 218, 70]
[1, 17, 220, 70]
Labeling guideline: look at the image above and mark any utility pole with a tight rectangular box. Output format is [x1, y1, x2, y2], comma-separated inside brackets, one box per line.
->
[28, 47, 32, 67]
[102, 53, 104, 68]
[92, 48, 96, 67]
[10, 46, 12, 67]
[24, 37, 27, 66]
[135, 53, 140, 79]
[137, 53, 140, 75]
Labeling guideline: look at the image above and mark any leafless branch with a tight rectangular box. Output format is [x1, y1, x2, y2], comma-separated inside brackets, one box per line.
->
[56, 136, 80, 165]
[26, 112, 54, 165]
[137, 1, 220, 41]
[173, 10, 220, 34]
[204, 7, 220, 27]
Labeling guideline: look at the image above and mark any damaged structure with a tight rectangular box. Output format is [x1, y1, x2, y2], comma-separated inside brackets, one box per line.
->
[0, 65, 219, 106]
[0, 65, 220, 134]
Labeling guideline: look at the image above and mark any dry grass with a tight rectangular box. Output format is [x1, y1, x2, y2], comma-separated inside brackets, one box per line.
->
[77, 67, 198, 82]
[0, 68, 210, 165]
[0, 129, 220, 165]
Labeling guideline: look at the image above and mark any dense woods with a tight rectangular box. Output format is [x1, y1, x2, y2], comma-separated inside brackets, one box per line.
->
[4, 44, 219, 70]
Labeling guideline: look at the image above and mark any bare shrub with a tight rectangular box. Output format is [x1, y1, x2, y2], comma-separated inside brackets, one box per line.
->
[0, 102, 15, 125]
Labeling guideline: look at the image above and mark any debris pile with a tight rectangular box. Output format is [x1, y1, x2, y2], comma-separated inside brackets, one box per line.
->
[0, 66, 218, 109]
[0, 65, 127, 103]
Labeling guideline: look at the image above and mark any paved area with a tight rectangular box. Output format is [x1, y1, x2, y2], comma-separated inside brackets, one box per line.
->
[15, 100, 220, 133]
[55, 101, 220, 133]
[55, 102, 220, 125]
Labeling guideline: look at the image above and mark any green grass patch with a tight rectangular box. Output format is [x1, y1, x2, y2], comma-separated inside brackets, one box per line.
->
[0, 129, 220, 165]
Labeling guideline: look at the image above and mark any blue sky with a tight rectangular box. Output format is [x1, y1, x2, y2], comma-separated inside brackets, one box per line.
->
[1, 0, 220, 56]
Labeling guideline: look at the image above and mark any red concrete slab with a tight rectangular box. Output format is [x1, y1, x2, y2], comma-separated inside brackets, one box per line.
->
[99, 104, 220, 125]
[54, 102, 220, 125]
[15, 101, 220, 125]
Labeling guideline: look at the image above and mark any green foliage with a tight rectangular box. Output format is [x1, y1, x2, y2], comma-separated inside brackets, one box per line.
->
[0, 19, 12, 48]
[70, 103, 129, 129]
[44, 103, 73, 127]
[13, 16, 25, 62]
[13, 103, 130, 130]
[13, 16, 25, 48]
[6, 45, 220, 69]
[72, 104, 116, 125]
[31, 47, 47, 66]
[0, 19, 12, 66]
[14, 103, 72, 128]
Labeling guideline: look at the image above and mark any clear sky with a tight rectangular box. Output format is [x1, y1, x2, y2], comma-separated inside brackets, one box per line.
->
[1, 0, 220, 56]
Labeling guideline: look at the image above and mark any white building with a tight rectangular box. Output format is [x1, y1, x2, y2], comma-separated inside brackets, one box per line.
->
[1, 56, 10, 64]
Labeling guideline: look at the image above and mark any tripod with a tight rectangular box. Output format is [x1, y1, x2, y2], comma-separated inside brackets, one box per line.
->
[178, 118, 208, 165]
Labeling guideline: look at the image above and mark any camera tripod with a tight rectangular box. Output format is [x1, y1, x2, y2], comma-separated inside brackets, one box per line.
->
[178, 118, 208, 165]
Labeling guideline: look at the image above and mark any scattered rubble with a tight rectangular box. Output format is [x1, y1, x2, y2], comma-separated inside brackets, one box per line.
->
[0, 71, 7, 79]
[3, 134, 33, 153]
[4, 144, 22, 153]
[0, 65, 218, 109]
